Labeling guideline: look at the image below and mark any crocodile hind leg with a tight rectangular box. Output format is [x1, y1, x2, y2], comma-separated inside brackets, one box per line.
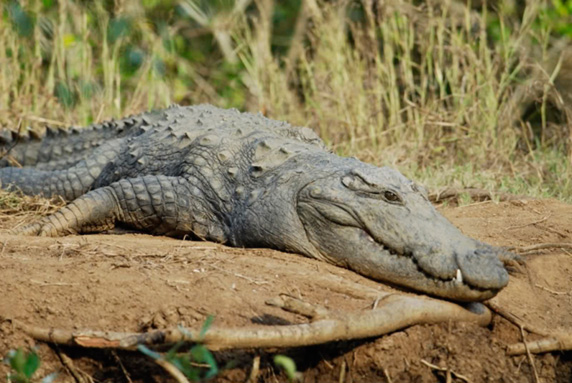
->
[13, 175, 226, 241]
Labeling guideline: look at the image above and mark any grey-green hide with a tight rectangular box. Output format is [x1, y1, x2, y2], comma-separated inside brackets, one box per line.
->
[0, 104, 516, 302]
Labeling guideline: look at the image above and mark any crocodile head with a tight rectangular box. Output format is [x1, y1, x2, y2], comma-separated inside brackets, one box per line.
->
[296, 163, 513, 302]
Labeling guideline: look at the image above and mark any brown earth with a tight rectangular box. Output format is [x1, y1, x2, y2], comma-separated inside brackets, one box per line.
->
[0, 198, 571, 382]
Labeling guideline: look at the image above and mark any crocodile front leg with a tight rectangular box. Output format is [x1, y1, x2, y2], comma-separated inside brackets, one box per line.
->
[13, 175, 226, 241]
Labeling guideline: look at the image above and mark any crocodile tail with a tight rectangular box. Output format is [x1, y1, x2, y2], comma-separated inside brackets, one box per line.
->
[0, 114, 152, 170]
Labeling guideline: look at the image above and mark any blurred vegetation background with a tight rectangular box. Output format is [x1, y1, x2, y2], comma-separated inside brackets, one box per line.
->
[1, 0, 571, 201]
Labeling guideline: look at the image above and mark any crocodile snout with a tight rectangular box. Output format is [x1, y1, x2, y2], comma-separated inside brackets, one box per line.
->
[456, 247, 509, 290]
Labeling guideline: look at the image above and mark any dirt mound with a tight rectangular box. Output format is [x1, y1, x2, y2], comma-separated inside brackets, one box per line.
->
[1, 199, 571, 382]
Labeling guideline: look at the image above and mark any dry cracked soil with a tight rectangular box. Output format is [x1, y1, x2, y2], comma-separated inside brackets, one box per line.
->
[0, 198, 571, 382]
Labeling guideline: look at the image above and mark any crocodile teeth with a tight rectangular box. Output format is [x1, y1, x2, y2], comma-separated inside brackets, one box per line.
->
[455, 269, 463, 283]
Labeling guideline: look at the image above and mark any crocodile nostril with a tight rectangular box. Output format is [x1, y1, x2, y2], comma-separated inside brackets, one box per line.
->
[310, 187, 322, 197]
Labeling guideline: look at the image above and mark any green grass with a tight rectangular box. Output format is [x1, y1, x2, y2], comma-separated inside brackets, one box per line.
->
[138, 317, 219, 382]
[1, 0, 570, 201]
[3, 347, 57, 383]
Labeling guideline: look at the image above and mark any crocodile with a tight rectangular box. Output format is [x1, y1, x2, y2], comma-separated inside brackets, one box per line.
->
[0, 104, 516, 302]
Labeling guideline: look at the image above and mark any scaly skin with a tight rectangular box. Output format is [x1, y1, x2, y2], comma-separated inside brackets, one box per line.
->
[0, 104, 518, 301]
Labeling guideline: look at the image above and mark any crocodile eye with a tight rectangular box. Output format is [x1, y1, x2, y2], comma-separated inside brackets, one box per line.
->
[383, 190, 401, 203]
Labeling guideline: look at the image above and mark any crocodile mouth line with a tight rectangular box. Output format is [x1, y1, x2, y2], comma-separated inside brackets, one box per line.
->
[298, 199, 499, 298]
[357, 229, 496, 294]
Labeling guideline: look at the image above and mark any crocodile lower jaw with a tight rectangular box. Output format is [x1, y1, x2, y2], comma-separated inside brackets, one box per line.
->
[356, 229, 500, 301]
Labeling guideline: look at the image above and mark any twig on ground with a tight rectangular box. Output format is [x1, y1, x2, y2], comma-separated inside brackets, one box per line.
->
[455, 200, 494, 209]
[55, 348, 94, 383]
[371, 295, 395, 310]
[485, 302, 550, 336]
[520, 326, 540, 383]
[0, 240, 7, 256]
[29, 280, 79, 287]
[504, 215, 550, 231]
[508, 333, 572, 355]
[420, 359, 471, 383]
[510, 243, 572, 254]
[382, 367, 393, 383]
[320, 357, 334, 370]
[266, 295, 329, 320]
[209, 263, 269, 285]
[534, 283, 570, 296]
[247, 355, 261, 383]
[111, 350, 133, 383]
[155, 358, 191, 383]
[8, 294, 491, 350]
[338, 360, 346, 383]
[429, 188, 527, 204]
[540, 225, 567, 238]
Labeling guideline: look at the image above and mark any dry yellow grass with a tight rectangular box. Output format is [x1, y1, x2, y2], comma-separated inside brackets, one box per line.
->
[0, 0, 570, 201]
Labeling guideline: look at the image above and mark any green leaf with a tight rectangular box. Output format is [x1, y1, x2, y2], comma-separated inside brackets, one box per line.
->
[23, 351, 40, 378]
[142, 0, 161, 8]
[108, 17, 131, 44]
[168, 356, 188, 375]
[190, 345, 218, 379]
[54, 82, 76, 109]
[164, 341, 184, 360]
[274, 355, 298, 382]
[7, 1, 34, 38]
[199, 315, 214, 340]
[9, 348, 26, 375]
[186, 368, 200, 382]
